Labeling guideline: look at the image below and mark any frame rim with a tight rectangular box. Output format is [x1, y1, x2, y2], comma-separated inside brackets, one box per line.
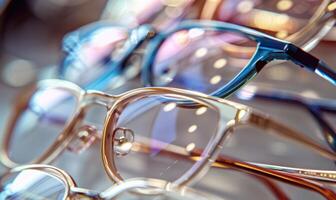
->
[101, 86, 247, 186]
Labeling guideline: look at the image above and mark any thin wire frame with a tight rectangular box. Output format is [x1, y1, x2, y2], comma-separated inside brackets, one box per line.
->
[1, 164, 221, 200]
[2, 79, 336, 199]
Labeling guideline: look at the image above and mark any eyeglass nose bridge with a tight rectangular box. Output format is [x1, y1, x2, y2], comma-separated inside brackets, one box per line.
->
[67, 125, 99, 154]
[84, 91, 117, 108]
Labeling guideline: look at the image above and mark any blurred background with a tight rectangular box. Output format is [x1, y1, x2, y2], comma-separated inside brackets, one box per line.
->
[0, 0, 336, 199]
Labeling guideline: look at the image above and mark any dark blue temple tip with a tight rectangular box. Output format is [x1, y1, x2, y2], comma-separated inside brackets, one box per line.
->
[315, 61, 336, 85]
[282, 43, 336, 85]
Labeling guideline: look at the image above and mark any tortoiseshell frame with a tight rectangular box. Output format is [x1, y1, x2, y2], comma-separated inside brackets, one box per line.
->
[1, 79, 336, 199]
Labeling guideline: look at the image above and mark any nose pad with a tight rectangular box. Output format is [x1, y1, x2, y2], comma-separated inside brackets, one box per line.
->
[67, 125, 98, 154]
[113, 127, 135, 157]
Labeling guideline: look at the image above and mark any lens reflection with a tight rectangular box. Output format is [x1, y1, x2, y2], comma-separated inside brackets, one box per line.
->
[152, 29, 257, 94]
[0, 169, 66, 200]
[8, 88, 77, 164]
[108, 94, 230, 182]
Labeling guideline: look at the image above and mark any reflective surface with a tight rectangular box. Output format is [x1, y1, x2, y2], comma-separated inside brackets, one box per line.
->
[0, 1, 336, 199]
[110, 94, 224, 182]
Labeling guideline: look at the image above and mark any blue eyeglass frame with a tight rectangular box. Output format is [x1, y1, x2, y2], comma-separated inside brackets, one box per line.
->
[60, 20, 336, 94]
[59, 20, 336, 153]
[141, 20, 336, 97]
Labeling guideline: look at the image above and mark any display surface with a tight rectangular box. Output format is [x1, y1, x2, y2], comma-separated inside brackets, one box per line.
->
[0, 1, 336, 199]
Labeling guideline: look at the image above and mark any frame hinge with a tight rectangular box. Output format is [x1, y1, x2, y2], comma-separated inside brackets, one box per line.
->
[283, 43, 319, 72]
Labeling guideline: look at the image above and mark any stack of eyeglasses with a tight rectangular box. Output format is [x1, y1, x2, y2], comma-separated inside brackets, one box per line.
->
[1, 1, 336, 199]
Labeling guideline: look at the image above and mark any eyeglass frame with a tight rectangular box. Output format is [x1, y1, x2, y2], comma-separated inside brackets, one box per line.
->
[1, 164, 221, 200]
[59, 20, 336, 154]
[1, 79, 336, 199]
[235, 84, 336, 151]
[60, 20, 336, 93]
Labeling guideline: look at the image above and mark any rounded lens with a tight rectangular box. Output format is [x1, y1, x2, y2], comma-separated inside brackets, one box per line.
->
[214, 0, 323, 39]
[0, 169, 66, 200]
[105, 93, 237, 183]
[152, 29, 257, 94]
[62, 24, 129, 87]
[8, 88, 77, 164]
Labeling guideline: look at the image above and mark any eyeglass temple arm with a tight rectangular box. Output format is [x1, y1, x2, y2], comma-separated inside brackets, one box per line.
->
[246, 162, 336, 183]
[134, 136, 336, 183]
[213, 155, 336, 200]
[133, 139, 336, 200]
[248, 111, 336, 161]
[239, 87, 336, 151]
[245, 87, 336, 112]
[254, 90, 335, 123]
[284, 43, 336, 85]
[131, 140, 289, 200]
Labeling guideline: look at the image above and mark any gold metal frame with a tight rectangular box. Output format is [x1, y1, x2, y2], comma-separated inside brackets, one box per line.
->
[1, 79, 336, 199]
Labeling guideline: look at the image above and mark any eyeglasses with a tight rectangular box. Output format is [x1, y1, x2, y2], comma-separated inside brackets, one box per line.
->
[235, 83, 336, 151]
[0, 164, 223, 200]
[101, 0, 336, 48]
[60, 20, 336, 97]
[1, 164, 336, 200]
[2, 79, 336, 199]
